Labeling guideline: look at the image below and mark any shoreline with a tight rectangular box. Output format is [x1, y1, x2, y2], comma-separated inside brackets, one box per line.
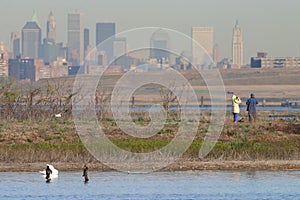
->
[1, 160, 300, 172]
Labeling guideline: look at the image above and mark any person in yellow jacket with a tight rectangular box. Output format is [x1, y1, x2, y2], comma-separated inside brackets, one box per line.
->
[232, 94, 241, 123]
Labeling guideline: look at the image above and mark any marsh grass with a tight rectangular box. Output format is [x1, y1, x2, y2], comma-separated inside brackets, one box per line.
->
[0, 111, 299, 163]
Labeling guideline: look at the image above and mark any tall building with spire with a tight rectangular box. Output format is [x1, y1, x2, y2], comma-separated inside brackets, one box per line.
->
[232, 20, 243, 68]
[68, 12, 84, 66]
[41, 11, 67, 63]
[22, 10, 41, 59]
[47, 11, 56, 43]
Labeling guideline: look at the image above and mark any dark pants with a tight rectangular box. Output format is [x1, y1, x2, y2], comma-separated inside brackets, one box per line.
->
[233, 113, 239, 122]
[248, 112, 256, 122]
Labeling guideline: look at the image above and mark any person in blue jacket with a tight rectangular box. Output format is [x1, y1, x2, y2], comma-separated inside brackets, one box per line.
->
[246, 93, 258, 122]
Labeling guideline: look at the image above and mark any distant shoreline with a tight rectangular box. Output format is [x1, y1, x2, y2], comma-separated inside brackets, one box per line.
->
[1, 160, 300, 172]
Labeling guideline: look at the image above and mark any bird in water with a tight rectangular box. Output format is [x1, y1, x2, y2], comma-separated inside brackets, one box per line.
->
[40, 164, 58, 181]
[82, 165, 89, 183]
[45, 165, 52, 183]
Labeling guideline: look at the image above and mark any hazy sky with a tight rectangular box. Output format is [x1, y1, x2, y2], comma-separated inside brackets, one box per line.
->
[1, 0, 300, 62]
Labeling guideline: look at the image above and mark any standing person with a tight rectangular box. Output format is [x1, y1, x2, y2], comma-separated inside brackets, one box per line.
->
[45, 165, 52, 183]
[246, 93, 258, 122]
[232, 95, 241, 123]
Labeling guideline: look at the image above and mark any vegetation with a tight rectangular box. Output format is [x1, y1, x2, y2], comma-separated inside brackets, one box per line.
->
[0, 111, 299, 163]
[0, 69, 299, 165]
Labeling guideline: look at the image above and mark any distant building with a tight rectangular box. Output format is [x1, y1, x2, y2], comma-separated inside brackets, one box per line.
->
[68, 65, 85, 76]
[42, 12, 67, 63]
[213, 44, 220, 64]
[8, 57, 36, 82]
[10, 32, 20, 59]
[49, 57, 69, 78]
[38, 57, 70, 80]
[113, 37, 127, 58]
[218, 58, 232, 69]
[96, 22, 116, 61]
[150, 29, 170, 63]
[22, 19, 42, 59]
[191, 27, 214, 66]
[232, 20, 243, 68]
[47, 11, 56, 43]
[67, 12, 84, 66]
[112, 55, 139, 71]
[84, 28, 90, 58]
[105, 65, 122, 73]
[0, 42, 9, 76]
[251, 52, 300, 68]
[41, 39, 67, 64]
[175, 51, 192, 70]
[37, 60, 50, 80]
[97, 51, 107, 66]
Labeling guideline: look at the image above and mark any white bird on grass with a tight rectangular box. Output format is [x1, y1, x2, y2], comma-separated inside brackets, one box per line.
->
[54, 113, 62, 118]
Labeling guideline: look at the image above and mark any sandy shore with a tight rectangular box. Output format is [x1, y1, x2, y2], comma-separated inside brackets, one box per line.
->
[1, 160, 300, 172]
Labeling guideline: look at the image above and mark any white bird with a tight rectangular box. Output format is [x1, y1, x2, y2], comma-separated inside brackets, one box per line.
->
[40, 164, 59, 179]
[54, 113, 62, 118]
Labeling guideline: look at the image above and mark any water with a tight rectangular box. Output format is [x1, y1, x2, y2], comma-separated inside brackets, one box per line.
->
[0, 171, 299, 200]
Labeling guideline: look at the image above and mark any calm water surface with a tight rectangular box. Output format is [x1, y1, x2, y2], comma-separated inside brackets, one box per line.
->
[0, 171, 299, 200]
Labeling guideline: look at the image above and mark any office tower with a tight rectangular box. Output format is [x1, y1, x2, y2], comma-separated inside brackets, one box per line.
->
[47, 11, 56, 43]
[191, 27, 214, 65]
[10, 32, 20, 58]
[68, 12, 84, 66]
[0, 42, 9, 76]
[84, 28, 89, 57]
[8, 57, 36, 82]
[22, 12, 42, 59]
[113, 37, 127, 58]
[96, 22, 116, 61]
[150, 29, 170, 62]
[41, 40, 67, 63]
[232, 20, 243, 68]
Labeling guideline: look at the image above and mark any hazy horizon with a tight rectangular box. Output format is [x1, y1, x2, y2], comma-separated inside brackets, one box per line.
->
[1, 0, 300, 63]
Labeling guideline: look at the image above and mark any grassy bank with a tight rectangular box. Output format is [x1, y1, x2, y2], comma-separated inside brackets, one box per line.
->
[0, 111, 299, 166]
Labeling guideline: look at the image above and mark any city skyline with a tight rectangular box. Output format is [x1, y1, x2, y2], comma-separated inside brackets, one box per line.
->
[0, 0, 300, 62]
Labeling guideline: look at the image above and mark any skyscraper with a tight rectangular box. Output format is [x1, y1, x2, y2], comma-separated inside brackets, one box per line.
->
[42, 11, 66, 63]
[47, 11, 56, 43]
[232, 20, 243, 68]
[67, 12, 84, 66]
[84, 28, 89, 57]
[22, 12, 41, 59]
[96, 22, 116, 61]
[113, 37, 127, 58]
[0, 42, 9, 76]
[10, 32, 20, 58]
[191, 27, 214, 66]
[150, 29, 170, 62]
[8, 57, 36, 82]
